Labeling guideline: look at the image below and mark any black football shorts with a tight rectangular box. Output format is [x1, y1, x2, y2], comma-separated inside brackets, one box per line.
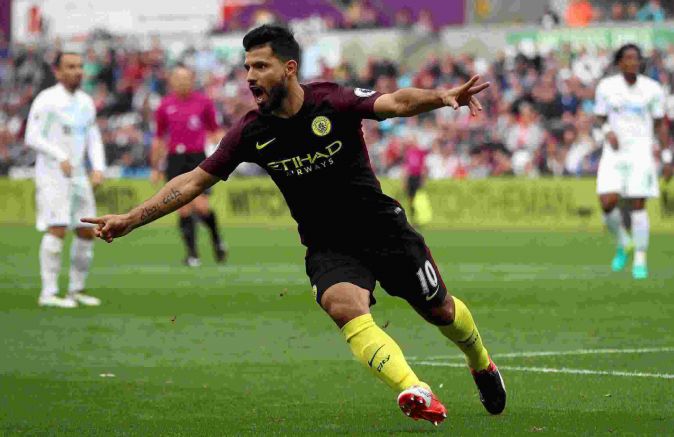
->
[305, 210, 447, 309]
[167, 152, 212, 195]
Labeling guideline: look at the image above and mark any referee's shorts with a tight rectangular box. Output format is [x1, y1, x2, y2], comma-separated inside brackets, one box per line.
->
[166, 152, 212, 195]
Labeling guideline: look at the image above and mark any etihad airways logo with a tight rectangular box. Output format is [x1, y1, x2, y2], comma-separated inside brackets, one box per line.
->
[266, 140, 343, 176]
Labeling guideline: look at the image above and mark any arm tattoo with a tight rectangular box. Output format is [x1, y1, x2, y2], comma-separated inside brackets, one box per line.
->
[139, 189, 184, 224]
[162, 188, 182, 205]
[140, 203, 162, 222]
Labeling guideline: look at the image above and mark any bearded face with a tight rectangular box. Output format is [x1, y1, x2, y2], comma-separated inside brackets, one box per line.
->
[245, 45, 293, 114]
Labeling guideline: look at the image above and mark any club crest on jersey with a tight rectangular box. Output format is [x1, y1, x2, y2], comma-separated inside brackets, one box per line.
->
[311, 116, 331, 137]
[355, 88, 376, 97]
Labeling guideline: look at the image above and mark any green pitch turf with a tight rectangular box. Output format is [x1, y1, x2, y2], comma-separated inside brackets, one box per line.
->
[1, 225, 673, 435]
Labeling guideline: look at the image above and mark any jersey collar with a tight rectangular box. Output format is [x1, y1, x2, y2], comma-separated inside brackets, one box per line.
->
[56, 83, 78, 99]
[621, 74, 641, 89]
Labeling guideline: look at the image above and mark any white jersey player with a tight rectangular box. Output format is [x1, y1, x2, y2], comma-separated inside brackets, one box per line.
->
[594, 44, 672, 279]
[25, 52, 106, 307]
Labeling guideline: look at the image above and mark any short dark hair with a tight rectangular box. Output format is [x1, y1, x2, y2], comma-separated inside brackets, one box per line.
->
[242, 25, 301, 66]
[172, 63, 193, 73]
[614, 43, 642, 65]
[53, 51, 81, 68]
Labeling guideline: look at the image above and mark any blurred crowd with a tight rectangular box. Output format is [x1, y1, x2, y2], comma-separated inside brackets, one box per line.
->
[553, 0, 672, 28]
[216, 0, 441, 34]
[217, 0, 673, 33]
[1, 23, 673, 180]
[354, 43, 674, 180]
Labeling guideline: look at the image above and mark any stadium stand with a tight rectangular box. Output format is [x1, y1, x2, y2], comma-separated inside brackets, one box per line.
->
[0, 0, 672, 179]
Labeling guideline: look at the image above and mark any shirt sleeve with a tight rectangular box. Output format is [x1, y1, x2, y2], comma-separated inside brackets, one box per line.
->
[155, 103, 167, 138]
[594, 80, 609, 117]
[333, 85, 383, 120]
[203, 98, 219, 132]
[25, 94, 69, 162]
[87, 122, 106, 172]
[650, 83, 666, 119]
[198, 117, 248, 180]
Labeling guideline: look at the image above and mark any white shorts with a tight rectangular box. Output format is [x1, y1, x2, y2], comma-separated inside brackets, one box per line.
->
[596, 151, 659, 198]
[36, 179, 97, 231]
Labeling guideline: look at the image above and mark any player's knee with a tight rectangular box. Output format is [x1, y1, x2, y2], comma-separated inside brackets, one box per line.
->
[320, 283, 370, 327]
[178, 205, 193, 217]
[631, 198, 646, 210]
[195, 204, 210, 216]
[75, 227, 96, 240]
[600, 198, 618, 213]
[47, 226, 67, 239]
[416, 294, 455, 326]
[193, 196, 210, 215]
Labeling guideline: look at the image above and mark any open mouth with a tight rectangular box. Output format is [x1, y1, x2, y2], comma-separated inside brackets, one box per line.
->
[249, 86, 266, 104]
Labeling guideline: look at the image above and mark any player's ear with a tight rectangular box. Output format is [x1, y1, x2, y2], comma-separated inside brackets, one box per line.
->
[285, 60, 298, 78]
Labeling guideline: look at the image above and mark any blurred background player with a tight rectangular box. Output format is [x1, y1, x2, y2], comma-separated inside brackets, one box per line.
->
[594, 43, 672, 279]
[152, 65, 227, 267]
[402, 135, 432, 225]
[25, 51, 106, 308]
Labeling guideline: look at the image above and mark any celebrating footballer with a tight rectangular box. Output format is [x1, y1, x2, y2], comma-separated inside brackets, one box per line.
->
[82, 25, 505, 425]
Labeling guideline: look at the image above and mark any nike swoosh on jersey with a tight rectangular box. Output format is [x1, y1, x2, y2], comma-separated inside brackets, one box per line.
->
[256, 138, 276, 150]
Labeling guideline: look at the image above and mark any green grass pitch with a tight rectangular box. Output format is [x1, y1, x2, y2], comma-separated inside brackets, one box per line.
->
[1, 225, 673, 435]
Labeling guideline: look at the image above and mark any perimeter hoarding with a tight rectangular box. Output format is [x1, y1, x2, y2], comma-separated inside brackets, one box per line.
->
[2, 178, 673, 233]
[507, 26, 674, 52]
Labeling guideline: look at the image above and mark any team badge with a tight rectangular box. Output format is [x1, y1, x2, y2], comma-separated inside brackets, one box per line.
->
[355, 88, 376, 97]
[311, 116, 331, 137]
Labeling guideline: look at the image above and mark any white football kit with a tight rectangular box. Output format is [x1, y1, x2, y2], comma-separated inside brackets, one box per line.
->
[594, 74, 665, 198]
[25, 84, 106, 231]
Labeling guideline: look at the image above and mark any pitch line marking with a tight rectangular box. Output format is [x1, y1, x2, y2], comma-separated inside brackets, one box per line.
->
[412, 361, 674, 380]
[416, 346, 674, 361]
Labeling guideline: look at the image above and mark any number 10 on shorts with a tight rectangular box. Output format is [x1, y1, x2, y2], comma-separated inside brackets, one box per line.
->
[416, 260, 439, 301]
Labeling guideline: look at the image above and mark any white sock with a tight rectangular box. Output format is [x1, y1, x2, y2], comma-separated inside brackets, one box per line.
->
[39, 233, 64, 298]
[634, 250, 647, 266]
[603, 208, 631, 248]
[68, 237, 94, 294]
[631, 210, 649, 265]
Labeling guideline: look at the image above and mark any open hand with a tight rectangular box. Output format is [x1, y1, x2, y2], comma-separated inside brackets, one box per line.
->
[80, 214, 134, 243]
[441, 75, 490, 116]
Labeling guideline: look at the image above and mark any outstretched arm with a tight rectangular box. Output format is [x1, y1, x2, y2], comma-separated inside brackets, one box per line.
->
[373, 75, 489, 119]
[81, 167, 218, 242]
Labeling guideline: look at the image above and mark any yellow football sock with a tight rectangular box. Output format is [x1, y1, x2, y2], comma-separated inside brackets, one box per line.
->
[342, 313, 427, 392]
[438, 296, 490, 371]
